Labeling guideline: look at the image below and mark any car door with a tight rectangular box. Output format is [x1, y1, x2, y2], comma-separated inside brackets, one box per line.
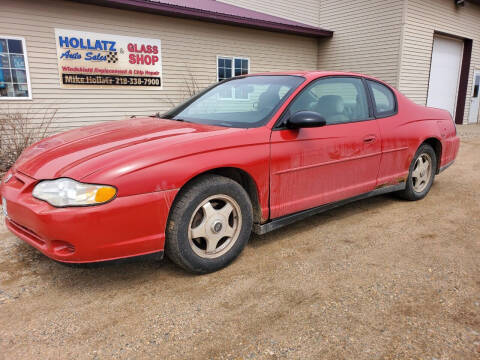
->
[365, 79, 409, 186]
[269, 76, 381, 219]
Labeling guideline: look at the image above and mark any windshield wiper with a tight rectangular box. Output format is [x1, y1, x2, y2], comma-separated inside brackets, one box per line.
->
[150, 113, 189, 122]
[150, 112, 163, 118]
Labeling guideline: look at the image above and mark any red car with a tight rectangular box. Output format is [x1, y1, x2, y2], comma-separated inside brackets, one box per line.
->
[1, 72, 459, 273]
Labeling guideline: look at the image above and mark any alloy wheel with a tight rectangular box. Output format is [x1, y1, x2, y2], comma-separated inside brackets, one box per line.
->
[412, 153, 432, 193]
[188, 194, 242, 259]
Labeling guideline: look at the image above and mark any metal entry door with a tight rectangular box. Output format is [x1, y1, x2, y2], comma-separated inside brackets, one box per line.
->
[468, 70, 480, 124]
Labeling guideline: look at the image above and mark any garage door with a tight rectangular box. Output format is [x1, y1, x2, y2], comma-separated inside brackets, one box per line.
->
[426, 35, 463, 117]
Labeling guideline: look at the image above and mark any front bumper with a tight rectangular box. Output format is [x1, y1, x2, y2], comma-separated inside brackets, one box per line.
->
[1, 170, 178, 263]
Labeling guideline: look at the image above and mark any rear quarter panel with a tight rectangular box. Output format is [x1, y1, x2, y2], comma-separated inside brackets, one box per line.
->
[376, 91, 459, 186]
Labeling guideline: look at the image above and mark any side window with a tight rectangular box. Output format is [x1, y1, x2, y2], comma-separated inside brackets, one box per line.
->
[288, 77, 369, 124]
[367, 80, 396, 116]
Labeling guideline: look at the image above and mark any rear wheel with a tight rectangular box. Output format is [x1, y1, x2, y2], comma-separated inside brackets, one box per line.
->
[165, 175, 253, 274]
[397, 144, 437, 201]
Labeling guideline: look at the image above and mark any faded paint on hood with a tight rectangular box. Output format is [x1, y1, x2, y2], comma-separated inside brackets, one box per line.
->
[14, 117, 241, 180]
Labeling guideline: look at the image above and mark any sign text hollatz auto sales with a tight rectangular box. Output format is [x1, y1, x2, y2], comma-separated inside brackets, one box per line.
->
[55, 29, 162, 89]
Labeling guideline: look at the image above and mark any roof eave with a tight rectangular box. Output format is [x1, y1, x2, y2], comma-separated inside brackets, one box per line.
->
[68, 0, 334, 38]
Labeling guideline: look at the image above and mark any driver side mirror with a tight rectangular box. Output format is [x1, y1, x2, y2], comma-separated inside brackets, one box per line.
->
[286, 111, 326, 129]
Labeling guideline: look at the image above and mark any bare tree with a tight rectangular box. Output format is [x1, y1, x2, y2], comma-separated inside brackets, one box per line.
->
[182, 70, 203, 98]
[157, 71, 214, 115]
[0, 106, 56, 175]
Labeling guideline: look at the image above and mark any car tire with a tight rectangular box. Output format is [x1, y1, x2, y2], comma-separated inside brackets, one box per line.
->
[165, 175, 253, 274]
[397, 143, 437, 201]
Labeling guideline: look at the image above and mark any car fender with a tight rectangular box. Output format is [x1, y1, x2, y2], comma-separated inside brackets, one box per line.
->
[81, 130, 271, 221]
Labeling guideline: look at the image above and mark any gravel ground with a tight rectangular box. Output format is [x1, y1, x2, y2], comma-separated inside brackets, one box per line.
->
[0, 125, 479, 360]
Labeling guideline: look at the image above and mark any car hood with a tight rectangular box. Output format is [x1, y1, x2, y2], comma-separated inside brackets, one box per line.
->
[15, 117, 241, 180]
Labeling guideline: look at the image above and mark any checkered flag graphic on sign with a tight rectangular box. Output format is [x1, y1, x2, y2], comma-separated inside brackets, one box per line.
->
[106, 51, 118, 63]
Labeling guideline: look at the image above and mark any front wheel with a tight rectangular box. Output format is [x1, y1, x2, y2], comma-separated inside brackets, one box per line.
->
[165, 175, 253, 274]
[397, 144, 437, 201]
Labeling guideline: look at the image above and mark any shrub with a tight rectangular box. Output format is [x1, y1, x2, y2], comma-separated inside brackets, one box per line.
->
[0, 107, 56, 175]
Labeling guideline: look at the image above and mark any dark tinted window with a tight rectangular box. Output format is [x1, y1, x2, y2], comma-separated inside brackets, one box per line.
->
[367, 80, 396, 116]
[7, 39, 23, 54]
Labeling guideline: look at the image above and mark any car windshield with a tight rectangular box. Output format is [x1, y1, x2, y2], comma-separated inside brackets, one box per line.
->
[162, 75, 305, 128]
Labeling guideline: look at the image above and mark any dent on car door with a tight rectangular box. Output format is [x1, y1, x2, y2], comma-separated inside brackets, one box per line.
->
[269, 76, 382, 219]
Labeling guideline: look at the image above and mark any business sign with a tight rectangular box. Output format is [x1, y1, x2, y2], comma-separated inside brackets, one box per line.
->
[55, 29, 162, 89]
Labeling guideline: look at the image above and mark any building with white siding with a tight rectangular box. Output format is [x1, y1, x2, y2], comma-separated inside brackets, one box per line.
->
[1, 0, 480, 130]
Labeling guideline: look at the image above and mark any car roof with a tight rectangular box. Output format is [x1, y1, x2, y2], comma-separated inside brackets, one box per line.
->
[244, 71, 386, 84]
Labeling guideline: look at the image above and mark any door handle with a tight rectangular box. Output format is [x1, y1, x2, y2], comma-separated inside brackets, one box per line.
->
[363, 135, 377, 144]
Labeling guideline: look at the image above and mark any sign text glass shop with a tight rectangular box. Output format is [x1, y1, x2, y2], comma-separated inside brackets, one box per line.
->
[55, 29, 162, 89]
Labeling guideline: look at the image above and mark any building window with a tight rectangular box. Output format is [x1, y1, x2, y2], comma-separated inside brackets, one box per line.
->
[0, 37, 31, 99]
[217, 56, 249, 99]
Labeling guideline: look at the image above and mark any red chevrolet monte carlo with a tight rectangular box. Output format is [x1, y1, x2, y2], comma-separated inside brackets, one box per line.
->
[1, 72, 459, 273]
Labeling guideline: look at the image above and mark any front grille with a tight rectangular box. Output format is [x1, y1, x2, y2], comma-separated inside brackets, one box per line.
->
[8, 218, 46, 247]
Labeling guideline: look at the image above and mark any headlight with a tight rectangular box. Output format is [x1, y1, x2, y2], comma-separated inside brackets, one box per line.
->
[32, 178, 117, 207]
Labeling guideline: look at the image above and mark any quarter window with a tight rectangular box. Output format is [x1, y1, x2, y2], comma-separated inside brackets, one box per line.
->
[288, 77, 369, 124]
[367, 80, 396, 116]
[0, 37, 31, 99]
[217, 56, 249, 99]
